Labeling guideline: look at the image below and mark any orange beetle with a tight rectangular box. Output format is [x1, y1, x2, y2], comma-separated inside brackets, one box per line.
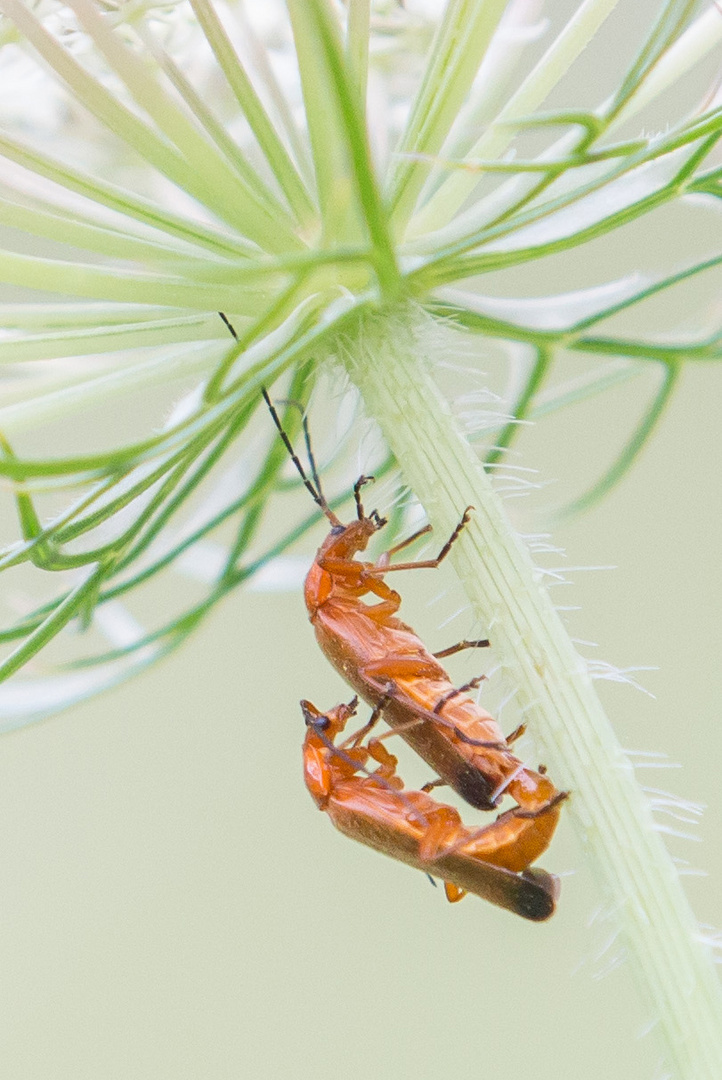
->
[302, 698, 561, 921]
[264, 388, 566, 870]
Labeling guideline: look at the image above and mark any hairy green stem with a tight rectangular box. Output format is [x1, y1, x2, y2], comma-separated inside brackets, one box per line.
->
[340, 306, 722, 1080]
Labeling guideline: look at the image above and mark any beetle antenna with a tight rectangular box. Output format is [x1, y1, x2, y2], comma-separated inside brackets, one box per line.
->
[300, 410, 322, 509]
[217, 313, 341, 527]
[274, 398, 324, 517]
[262, 388, 341, 527]
[218, 311, 238, 340]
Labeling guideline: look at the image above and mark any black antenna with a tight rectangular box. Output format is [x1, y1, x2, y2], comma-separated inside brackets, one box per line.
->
[262, 388, 341, 527]
[275, 398, 324, 510]
[299, 409, 322, 507]
[217, 313, 342, 528]
[218, 311, 238, 340]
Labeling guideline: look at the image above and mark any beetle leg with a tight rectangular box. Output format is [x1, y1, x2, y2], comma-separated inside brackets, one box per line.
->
[366, 737, 403, 787]
[354, 574, 404, 620]
[420, 777, 446, 794]
[341, 693, 393, 749]
[505, 723, 527, 745]
[361, 666, 507, 751]
[444, 882, 467, 903]
[433, 675, 486, 715]
[511, 791, 569, 820]
[375, 524, 433, 567]
[433, 638, 490, 658]
[373, 507, 474, 572]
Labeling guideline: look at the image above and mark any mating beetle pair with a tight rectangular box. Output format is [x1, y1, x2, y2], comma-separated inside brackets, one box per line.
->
[264, 388, 566, 921]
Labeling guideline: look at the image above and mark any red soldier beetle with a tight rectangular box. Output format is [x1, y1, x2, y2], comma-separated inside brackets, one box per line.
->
[264, 387, 567, 864]
[302, 697, 561, 922]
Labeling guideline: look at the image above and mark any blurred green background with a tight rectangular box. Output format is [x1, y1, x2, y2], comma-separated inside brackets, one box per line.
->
[0, 359, 719, 1080]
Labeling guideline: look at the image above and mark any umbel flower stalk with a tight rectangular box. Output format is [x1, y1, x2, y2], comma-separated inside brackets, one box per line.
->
[342, 306, 722, 1078]
[0, 0, 720, 1075]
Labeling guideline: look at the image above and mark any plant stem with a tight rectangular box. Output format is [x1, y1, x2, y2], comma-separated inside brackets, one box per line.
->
[340, 305, 722, 1080]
